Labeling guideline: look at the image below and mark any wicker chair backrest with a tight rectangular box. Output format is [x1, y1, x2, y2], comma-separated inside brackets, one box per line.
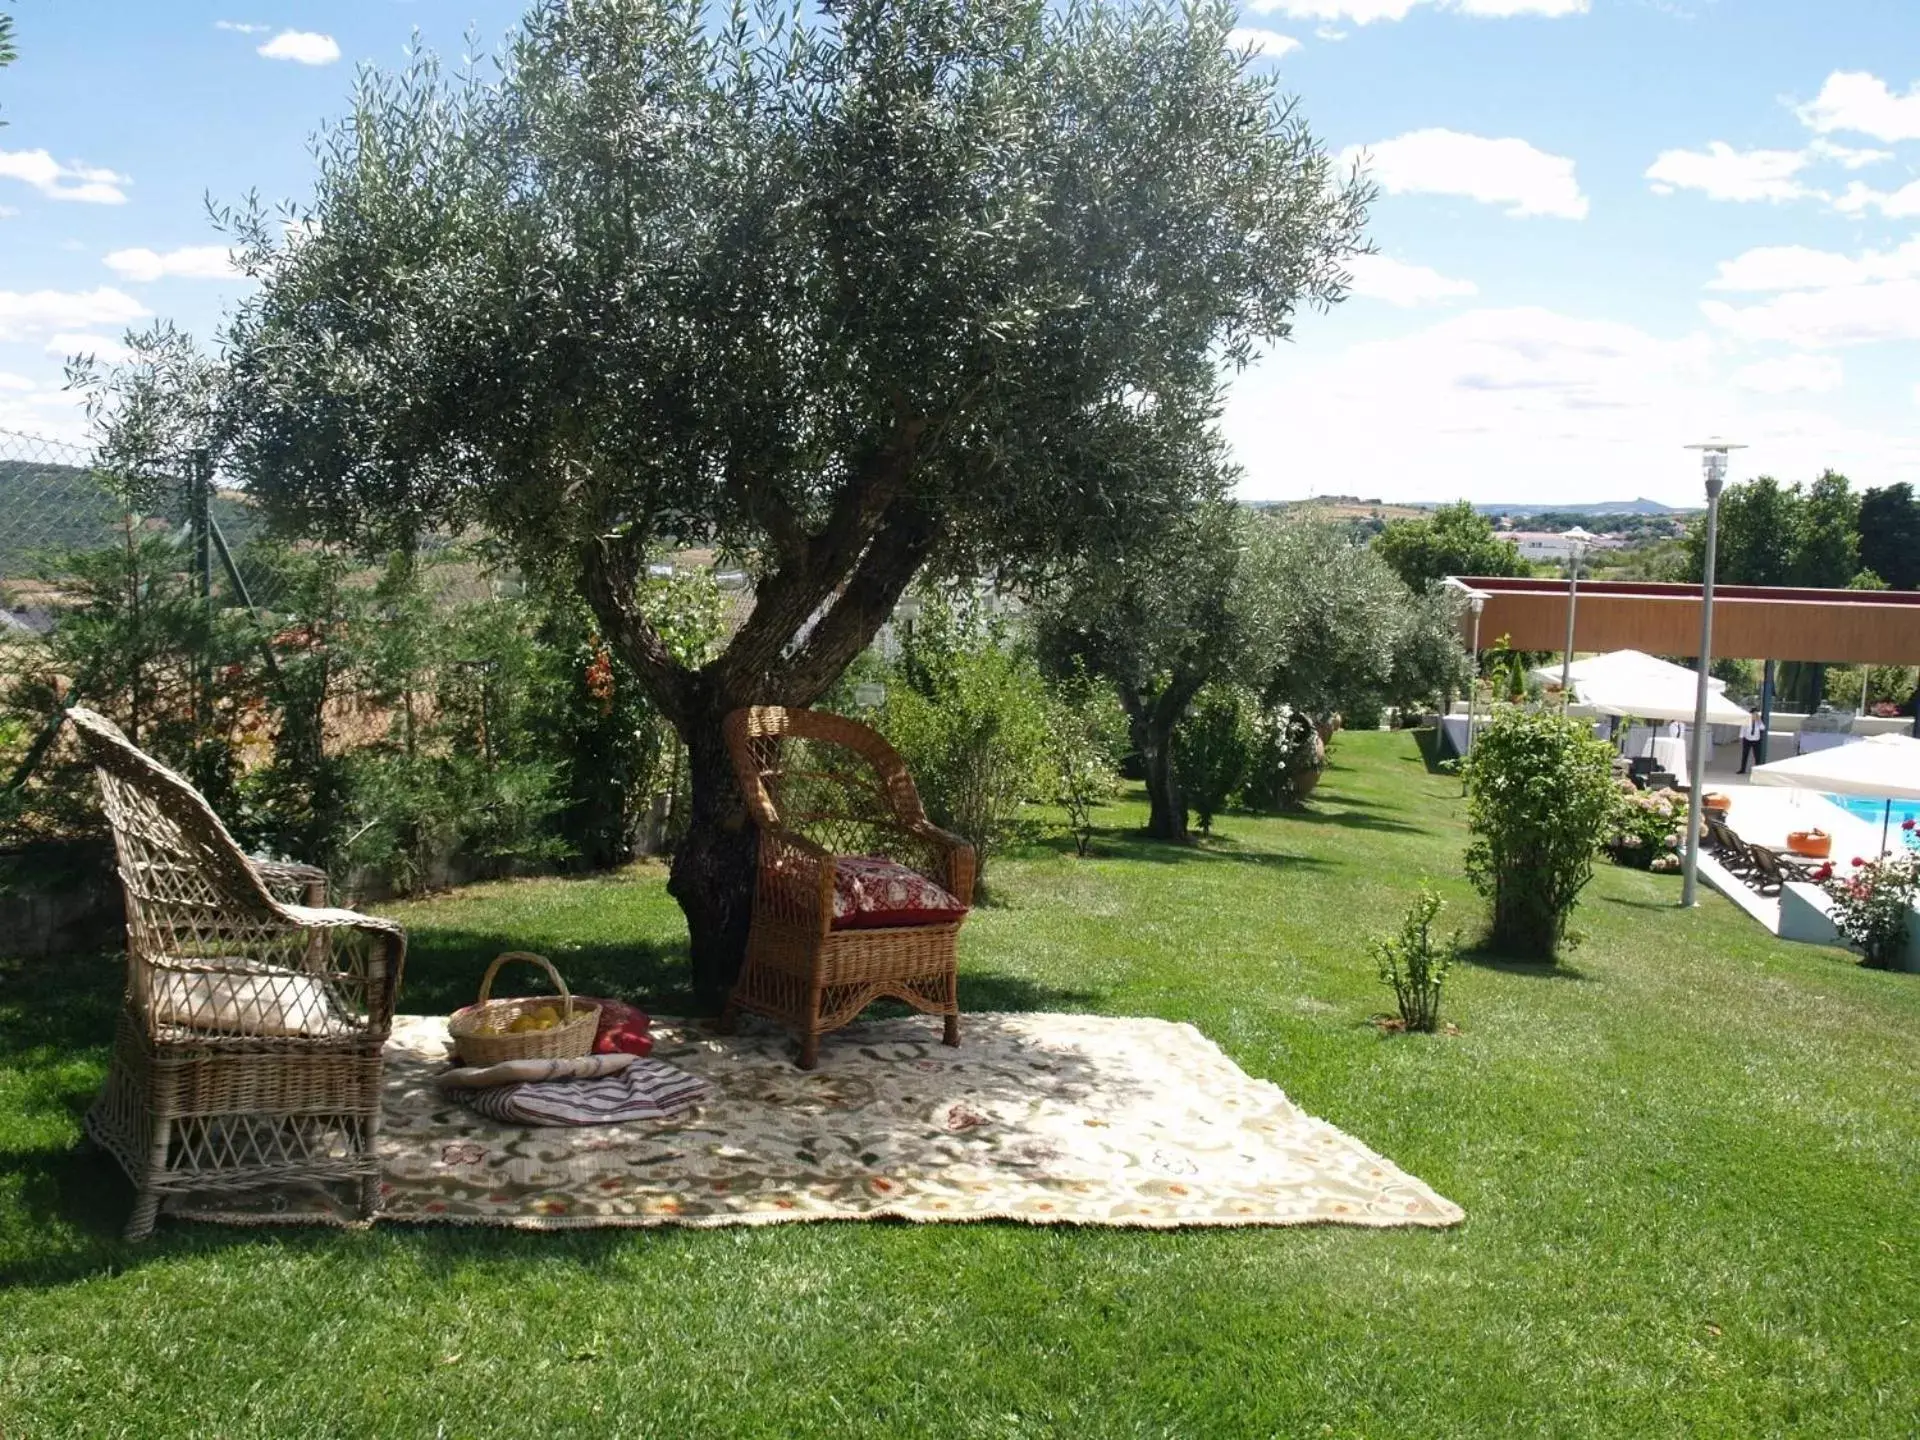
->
[724, 706, 930, 860]
[66, 707, 284, 967]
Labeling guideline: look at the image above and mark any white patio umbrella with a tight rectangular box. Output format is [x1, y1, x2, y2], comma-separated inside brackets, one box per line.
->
[1530, 649, 1746, 726]
[1748, 733, 1920, 853]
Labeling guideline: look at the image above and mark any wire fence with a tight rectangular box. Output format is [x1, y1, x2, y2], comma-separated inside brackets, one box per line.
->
[0, 425, 293, 622]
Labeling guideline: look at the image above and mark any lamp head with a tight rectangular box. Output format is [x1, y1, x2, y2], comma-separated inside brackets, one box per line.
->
[1685, 436, 1745, 495]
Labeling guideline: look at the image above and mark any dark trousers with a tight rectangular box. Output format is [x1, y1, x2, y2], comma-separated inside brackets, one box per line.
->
[1738, 738, 1762, 773]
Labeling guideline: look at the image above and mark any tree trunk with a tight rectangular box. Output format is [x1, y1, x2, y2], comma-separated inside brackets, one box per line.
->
[667, 703, 760, 1012]
[1134, 711, 1188, 843]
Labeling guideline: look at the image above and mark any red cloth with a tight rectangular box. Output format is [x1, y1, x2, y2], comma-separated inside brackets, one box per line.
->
[572, 997, 653, 1057]
[830, 855, 967, 930]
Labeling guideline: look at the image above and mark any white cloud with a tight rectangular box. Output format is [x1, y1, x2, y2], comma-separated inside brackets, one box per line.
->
[0, 368, 92, 440]
[103, 245, 241, 283]
[1645, 142, 1812, 203]
[0, 205, 16, 219]
[1251, 0, 1585, 20]
[257, 30, 340, 65]
[1797, 71, 1920, 143]
[0, 288, 149, 343]
[1731, 355, 1844, 395]
[1809, 139, 1893, 170]
[1832, 180, 1920, 220]
[1343, 253, 1477, 306]
[0, 148, 130, 204]
[1226, 27, 1302, 59]
[214, 20, 268, 34]
[44, 332, 135, 364]
[1222, 306, 1920, 505]
[1345, 129, 1588, 219]
[1703, 282, 1920, 349]
[1708, 239, 1920, 292]
[1455, 0, 1587, 13]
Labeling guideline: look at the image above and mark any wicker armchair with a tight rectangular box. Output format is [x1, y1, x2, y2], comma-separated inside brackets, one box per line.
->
[721, 706, 975, 1069]
[66, 707, 406, 1239]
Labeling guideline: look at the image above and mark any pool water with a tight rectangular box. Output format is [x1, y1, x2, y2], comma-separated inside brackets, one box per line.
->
[1828, 793, 1920, 844]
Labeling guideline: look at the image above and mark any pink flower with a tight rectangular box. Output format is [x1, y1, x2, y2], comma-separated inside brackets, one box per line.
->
[1904, 818, 1916, 832]
[1851, 857, 1866, 867]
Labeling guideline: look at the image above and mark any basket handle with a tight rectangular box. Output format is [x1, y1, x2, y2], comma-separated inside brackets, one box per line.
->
[475, 951, 574, 1019]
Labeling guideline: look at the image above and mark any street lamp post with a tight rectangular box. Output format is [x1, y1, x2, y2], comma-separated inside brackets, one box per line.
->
[1680, 438, 1746, 908]
[1464, 592, 1485, 793]
[1558, 526, 1595, 701]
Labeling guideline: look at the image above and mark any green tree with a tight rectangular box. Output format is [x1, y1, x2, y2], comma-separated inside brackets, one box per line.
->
[1684, 476, 1798, 586]
[1245, 510, 1411, 727]
[1034, 497, 1245, 844]
[0, 4, 15, 126]
[1859, 483, 1920, 591]
[1792, 469, 1859, 589]
[92, 0, 1368, 1003]
[1372, 500, 1526, 593]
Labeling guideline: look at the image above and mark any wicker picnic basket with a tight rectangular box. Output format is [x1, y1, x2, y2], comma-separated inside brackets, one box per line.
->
[447, 952, 600, 1066]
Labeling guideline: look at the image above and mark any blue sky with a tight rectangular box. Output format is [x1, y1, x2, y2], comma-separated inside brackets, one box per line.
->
[2, 0, 1917, 506]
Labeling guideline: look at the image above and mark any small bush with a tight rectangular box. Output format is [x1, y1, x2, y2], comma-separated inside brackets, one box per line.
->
[1175, 684, 1255, 834]
[1372, 887, 1459, 1033]
[1605, 783, 1684, 873]
[1046, 663, 1126, 856]
[881, 590, 1052, 881]
[1462, 706, 1617, 960]
[1820, 850, 1920, 969]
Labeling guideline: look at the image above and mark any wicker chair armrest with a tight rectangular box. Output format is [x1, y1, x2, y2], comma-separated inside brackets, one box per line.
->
[756, 828, 837, 936]
[276, 905, 408, 1028]
[900, 819, 977, 907]
[250, 857, 331, 906]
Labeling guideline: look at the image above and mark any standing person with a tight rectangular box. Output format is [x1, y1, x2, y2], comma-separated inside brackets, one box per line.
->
[1738, 709, 1766, 774]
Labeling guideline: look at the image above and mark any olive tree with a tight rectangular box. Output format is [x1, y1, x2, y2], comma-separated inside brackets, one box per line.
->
[141, 0, 1364, 1003]
[1243, 509, 1414, 726]
[1033, 495, 1247, 843]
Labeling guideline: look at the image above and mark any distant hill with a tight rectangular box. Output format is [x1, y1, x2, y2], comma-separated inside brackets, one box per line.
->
[0, 458, 264, 579]
[1469, 498, 1691, 517]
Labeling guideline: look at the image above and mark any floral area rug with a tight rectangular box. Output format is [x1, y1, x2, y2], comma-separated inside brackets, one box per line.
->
[166, 1012, 1464, 1231]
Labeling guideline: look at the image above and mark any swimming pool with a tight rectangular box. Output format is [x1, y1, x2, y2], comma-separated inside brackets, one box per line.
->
[1828, 793, 1920, 844]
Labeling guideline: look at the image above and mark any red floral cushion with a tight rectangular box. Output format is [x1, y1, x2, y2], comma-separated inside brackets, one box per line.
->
[830, 855, 967, 930]
[572, 997, 653, 1057]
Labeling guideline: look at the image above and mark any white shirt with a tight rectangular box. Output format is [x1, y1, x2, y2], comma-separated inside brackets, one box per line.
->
[1741, 718, 1765, 741]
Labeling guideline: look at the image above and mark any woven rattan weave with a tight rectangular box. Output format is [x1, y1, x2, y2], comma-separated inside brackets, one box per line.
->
[67, 707, 407, 1239]
[447, 952, 599, 1065]
[720, 706, 976, 1069]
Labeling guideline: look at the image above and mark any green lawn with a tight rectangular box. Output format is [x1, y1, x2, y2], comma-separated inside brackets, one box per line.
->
[3, 730, 1916, 1438]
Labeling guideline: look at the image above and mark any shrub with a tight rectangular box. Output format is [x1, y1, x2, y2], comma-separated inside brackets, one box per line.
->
[1046, 663, 1127, 857]
[881, 590, 1052, 881]
[1462, 706, 1617, 960]
[1605, 783, 1684, 873]
[1175, 684, 1256, 834]
[1820, 851, 1920, 969]
[1372, 887, 1460, 1033]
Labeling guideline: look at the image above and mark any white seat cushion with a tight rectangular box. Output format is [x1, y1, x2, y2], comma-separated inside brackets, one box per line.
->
[151, 965, 355, 1038]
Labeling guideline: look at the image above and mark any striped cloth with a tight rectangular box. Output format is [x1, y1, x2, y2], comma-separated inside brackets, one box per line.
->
[462, 1058, 709, 1126]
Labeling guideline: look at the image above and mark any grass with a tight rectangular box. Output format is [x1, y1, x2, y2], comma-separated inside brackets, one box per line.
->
[3, 729, 1917, 1438]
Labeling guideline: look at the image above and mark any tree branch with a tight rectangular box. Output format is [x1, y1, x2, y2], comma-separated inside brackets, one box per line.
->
[580, 533, 692, 727]
[777, 508, 941, 703]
